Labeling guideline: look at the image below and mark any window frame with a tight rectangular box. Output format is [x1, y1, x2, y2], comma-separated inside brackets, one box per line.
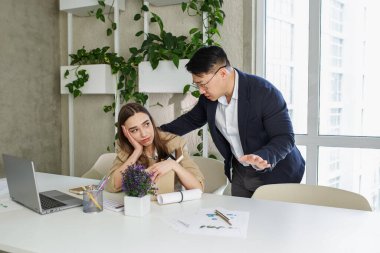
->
[256, 0, 380, 185]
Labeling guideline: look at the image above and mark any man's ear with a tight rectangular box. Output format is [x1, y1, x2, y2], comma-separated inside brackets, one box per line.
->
[220, 67, 230, 78]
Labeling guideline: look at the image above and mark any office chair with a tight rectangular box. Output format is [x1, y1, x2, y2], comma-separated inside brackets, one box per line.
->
[191, 156, 228, 194]
[253, 183, 372, 211]
[81, 153, 117, 180]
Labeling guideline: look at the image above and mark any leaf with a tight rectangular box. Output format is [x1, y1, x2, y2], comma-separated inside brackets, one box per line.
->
[73, 89, 81, 98]
[129, 47, 138, 54]
[134, 14, 141, 21]
[107, 28, 112, 36]
[189, 2, 197, 11]
[196, 142, 203, 151]
[135, 31, 144, 37]
[181, 2, 187, 12]
[189, 28, 198, 34]
[141, 5, 149, 12]
[112, 22, 117, 30]
[183, 84, 190, 94]
[191, 90, 201, 98]
[208, 154, 217, 159]
[64, 70, 69, 78]
[98, 0, 105, 7]
[172, 54, 179, 68]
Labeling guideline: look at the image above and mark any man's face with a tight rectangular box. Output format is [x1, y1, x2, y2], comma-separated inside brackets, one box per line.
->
[191, 65, 227, 101]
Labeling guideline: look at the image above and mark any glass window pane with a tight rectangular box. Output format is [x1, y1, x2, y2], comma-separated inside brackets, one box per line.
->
[298, 145, 306, 183]
[319, 147, 380, 212]
[320, 0, 380, 136]
[265, 0, 309, 134]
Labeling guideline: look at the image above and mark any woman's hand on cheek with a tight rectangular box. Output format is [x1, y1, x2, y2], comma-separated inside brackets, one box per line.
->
[122, 125, 143, 154]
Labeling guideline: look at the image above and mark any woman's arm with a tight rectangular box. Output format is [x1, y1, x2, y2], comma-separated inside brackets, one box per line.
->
[147, 159, 203, 190]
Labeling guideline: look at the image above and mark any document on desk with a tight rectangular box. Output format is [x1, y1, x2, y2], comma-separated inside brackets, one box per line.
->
[165, 208, 249, 238]
[0, 179, 8, 195]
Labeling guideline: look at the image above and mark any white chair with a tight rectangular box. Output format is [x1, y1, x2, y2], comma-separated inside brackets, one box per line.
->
[81, 153, 117, 180]
[253, 183, 372, 211]
[191, 156, 228, 195]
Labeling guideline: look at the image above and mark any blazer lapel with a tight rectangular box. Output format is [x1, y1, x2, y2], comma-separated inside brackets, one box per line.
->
[237, 70, 249, 153]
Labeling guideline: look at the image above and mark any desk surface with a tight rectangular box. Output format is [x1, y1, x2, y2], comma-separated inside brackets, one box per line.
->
[0, 173, 379, 253]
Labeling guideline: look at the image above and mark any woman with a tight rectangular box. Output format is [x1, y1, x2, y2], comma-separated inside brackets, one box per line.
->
[106, 103, 204, 193]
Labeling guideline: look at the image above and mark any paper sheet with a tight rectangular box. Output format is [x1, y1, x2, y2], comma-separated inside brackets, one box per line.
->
[0, 179, 8, 195]
[165, 207, 250, 238]
[157, 189, 202, 205]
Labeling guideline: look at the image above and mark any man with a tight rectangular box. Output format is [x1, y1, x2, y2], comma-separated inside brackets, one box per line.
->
[161, 46, 305, 198]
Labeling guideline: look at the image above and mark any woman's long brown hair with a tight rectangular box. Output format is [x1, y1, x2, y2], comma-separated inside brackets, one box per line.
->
[117, 103, 169, 167]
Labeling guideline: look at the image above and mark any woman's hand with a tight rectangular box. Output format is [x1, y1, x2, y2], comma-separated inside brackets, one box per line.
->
[146, 160, 178, 183]
[239, 154, 271, 170]
[122, 125, 143, 155]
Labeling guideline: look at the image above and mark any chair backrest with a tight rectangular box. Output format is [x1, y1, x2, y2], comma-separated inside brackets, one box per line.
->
[81, 153, 117, 180]
[253, 183, 372, 211]
[191, 156, 228, 194]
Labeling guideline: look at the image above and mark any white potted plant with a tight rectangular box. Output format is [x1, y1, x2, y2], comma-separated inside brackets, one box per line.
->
[121, 164, 156, 217]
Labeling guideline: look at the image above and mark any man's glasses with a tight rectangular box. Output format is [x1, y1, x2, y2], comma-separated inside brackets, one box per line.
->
[191, 65, 227, 90]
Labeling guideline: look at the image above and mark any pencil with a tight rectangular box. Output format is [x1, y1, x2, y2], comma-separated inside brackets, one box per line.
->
[215, 209, 232, 226]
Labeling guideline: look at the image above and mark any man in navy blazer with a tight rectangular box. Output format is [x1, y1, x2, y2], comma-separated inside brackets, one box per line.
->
[161, 46, 305, 197]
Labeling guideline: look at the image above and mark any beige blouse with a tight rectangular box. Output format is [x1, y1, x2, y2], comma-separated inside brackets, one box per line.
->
[105, 131, 205, 193]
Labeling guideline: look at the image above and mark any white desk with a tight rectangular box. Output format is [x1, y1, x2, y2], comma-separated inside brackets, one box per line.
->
[0, 173, 379, 253]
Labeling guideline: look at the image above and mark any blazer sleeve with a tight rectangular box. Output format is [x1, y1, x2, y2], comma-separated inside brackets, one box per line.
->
[253, 84, 295, 169]
[160, 96, 208, 136]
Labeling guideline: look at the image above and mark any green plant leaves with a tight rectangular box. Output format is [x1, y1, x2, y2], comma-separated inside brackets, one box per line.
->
[141, 5, 149, 12]
[134, 14, 141, 21]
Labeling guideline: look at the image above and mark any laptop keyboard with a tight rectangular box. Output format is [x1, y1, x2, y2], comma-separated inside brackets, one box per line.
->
[39, 194, 66, 210]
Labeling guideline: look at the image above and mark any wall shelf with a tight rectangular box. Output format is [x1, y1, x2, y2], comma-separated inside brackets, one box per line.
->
[59, 0, 125, 16]
[147, 0, 188, 7]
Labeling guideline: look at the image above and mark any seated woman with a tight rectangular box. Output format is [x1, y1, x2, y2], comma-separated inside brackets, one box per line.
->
[106, 103, 205, 193]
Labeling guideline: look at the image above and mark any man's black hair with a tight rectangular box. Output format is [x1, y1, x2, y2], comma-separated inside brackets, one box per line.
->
[185, 46, 230, 75]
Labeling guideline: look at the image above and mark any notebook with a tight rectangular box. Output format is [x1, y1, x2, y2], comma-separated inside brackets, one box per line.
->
[2, 154, 82, 215]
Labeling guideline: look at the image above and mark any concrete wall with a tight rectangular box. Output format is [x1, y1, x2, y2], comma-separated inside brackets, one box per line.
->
[0, 0, 61, 177]
[59, 0, 254, 177]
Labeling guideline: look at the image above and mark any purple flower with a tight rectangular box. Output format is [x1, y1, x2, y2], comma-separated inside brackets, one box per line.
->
[121, 164, 156, 197]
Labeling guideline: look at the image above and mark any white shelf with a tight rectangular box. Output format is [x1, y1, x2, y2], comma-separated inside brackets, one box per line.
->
[60, 0, 125, 16]
[147, 0, 188, 7]
[61, 64, 116, 94]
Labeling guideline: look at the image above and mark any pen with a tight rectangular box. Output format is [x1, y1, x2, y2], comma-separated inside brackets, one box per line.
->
[97, 176, 110, 190]
[215, 209, 232, 226]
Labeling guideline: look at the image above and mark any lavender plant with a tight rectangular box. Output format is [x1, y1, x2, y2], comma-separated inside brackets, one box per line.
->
[121, 164, 156, 197]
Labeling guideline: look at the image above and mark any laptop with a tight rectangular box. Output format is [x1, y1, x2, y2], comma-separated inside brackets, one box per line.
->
[2, 154, 82, 214]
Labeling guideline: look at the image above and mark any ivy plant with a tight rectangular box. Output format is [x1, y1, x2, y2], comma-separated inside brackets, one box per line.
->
[89, 0, 117, 36]
[63, 0, 225, 155]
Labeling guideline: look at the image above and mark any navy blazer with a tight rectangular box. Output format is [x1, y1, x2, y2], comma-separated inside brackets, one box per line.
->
[161, 69, 305, 184]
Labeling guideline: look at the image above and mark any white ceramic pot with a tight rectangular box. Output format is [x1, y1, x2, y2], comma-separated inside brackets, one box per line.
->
[124, 194, 151, 217]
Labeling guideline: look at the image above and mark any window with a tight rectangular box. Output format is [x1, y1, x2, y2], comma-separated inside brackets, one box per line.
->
[257, 0, 380, 211]
[330, 73, 342, 102]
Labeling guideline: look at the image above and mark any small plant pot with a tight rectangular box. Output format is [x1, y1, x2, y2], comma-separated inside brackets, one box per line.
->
[124, 195, 150, 217]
